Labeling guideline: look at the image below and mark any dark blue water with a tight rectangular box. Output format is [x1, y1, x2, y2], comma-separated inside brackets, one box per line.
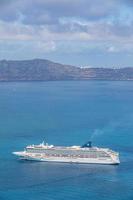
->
[0, 81, 133, 200]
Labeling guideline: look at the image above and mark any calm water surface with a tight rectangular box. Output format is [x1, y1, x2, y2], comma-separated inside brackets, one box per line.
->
[0, 81, 133, 200]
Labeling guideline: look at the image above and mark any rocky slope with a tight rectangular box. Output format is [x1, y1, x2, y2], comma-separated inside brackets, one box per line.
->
[0, 59, 133, 81]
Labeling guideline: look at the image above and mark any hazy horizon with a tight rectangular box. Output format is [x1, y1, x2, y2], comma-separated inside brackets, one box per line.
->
[0, 57, 133, 69]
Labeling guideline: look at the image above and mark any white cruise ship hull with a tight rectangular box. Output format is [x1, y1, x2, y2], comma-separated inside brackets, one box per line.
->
[13, 152, 120, 165]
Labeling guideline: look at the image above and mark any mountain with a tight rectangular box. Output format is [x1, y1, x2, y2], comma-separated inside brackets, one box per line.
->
[0, 59, 133, 81]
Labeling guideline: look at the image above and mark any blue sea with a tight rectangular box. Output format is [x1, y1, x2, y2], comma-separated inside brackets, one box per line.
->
[0, 81, 133, 200]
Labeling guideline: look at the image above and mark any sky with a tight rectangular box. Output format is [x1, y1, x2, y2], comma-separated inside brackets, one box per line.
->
[0, 0, 133, 67]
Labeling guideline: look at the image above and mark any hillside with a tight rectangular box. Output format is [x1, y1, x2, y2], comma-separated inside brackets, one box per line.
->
[0, 59, 133, 81]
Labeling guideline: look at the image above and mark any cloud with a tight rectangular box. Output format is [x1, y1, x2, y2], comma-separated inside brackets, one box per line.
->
[0, 0, 132, 40]
[0, 0, 133, 66]
[107, 46, 118, 53]
[0, 0, 118, 24]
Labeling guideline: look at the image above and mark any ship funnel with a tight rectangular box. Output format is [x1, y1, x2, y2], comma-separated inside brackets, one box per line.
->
[88, 141, 92, 148]
[81, 141, 92, 148]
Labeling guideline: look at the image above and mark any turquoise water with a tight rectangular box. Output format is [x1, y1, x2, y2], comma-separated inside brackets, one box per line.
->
[0, 81, 133, 200]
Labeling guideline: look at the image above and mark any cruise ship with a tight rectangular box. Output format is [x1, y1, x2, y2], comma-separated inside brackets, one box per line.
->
[13, 141, 120, 165]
